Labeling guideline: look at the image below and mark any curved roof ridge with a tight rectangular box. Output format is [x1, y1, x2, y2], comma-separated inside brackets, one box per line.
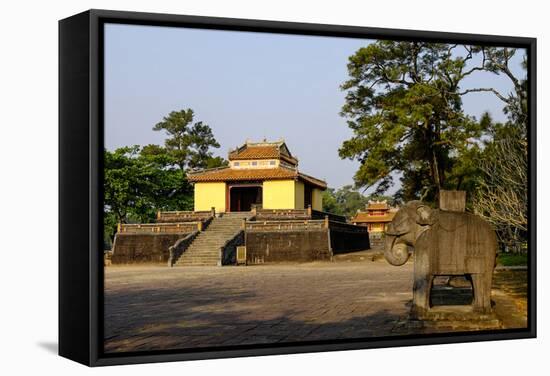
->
[228, 140, 298, 165]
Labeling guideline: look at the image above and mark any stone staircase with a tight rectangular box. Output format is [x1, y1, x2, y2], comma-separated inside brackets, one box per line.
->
[174, 212, 251, 266]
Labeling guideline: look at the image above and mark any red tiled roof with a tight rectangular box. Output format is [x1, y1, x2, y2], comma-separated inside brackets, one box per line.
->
[228, 143, 298, 165]
[187, 166, 326, 189]
[229, 146, 280, 159]
[351, 211, 395, 223]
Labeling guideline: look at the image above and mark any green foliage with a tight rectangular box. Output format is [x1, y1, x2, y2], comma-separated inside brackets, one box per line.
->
[104, 145, 194, 222]
[103, 145, 196, 244]
[104, 146, 152, 222]
[205, 156, 229, 169]
[322, 189, 341, 216]
[496, 252, 527, 266]
[153, 108, 220, 171]
[469, 50, 528, 252]
[103, 108, 224, 246]
[340, 43, 529, 253]
[103, 211, 117, 250]
[322, 185, 396, 219]
[339, 42, 513, 203]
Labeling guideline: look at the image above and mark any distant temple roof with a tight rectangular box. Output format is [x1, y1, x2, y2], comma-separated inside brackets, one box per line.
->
[351, 200, 396, 224]
[228, 140, 298, 165]
[187, 139, 327, 189]
[351, 211, 395, 223]
[366, 201, 390, 210]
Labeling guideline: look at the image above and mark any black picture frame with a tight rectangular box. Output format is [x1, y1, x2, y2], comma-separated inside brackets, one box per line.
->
[59, 9, 537, 367]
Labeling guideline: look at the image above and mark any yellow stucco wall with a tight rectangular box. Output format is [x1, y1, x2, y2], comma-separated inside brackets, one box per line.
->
[263, 180, 296, 209]
[312, 188, 323, 211]
[194, 182, 226, 212]
[294, 181, 305, 209]
[194, 180, 323, 212]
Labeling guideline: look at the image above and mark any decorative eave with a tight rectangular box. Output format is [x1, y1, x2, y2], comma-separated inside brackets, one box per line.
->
[351, 211, 396, 223]
[296, 171, 327, 190]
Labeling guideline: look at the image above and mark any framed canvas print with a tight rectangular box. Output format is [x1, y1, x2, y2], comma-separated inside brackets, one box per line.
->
[59, 9, 536, 366]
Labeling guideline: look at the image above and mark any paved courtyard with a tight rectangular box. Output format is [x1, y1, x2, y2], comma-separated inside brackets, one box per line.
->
[104, 258, 528, 353]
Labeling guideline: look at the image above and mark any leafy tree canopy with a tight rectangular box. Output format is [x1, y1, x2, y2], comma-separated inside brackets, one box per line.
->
[339, 42, 522, 204]
[153, 108, 221, 172]
[103, 108, 225, 247]
[104, 145, 194, 224]
[322, 185, 397, 219]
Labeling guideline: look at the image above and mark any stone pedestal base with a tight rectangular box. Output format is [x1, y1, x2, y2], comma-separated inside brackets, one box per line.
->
[392, 305, 502, 335]
[411, 306, 502, 333]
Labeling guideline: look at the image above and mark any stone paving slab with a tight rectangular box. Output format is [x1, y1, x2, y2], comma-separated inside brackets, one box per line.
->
[104, 261, 528, 353]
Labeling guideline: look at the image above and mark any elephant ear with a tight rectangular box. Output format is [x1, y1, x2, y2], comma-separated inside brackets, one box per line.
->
[416, 205, 436, 225]
[387, 216, 410, 236]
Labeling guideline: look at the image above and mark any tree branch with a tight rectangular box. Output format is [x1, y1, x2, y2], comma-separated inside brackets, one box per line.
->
[461, 47, 486, 77]
[457, 87, 511, 104]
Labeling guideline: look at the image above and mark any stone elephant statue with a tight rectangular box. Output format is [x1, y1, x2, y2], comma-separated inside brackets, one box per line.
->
[384, 201, 497, 317]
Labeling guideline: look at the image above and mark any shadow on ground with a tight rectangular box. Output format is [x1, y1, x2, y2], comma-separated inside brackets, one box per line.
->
[37, 342, 58, 354]
[103, 266, 527, 354]
[104, 282, 405, 353]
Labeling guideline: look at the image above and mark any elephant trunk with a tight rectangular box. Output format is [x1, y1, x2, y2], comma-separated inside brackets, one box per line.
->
[384, 235, 410, 266]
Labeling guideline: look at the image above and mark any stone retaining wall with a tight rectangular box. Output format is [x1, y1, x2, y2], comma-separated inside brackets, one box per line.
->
[111, 233, 189, 264]
[330, 228, 371, 254]
[244, 219, 370, 263]
[245, 229, 331, 263]
[221, 231, 245, 265]
[327, 220, 370, 254]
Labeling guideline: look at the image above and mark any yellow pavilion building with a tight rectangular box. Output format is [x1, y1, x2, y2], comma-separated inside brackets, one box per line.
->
[187, 140, 327, 212]
[351, 200, 397, 233]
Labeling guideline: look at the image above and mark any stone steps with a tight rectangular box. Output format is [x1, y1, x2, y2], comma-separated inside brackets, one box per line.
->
[180, 256, 221, 261]
[175, 213, 251, 266]
[178, 261, 220, 266]
[179, 256, 220, 260]
[191, 239, 236, 243]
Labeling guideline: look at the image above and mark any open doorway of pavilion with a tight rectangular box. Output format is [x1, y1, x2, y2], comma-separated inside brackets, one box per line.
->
[228, 184, 263, 212]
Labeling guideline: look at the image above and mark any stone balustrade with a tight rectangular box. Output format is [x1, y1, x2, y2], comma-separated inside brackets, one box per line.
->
[156, 209, 215, 223]
[118, 222, 202, 234]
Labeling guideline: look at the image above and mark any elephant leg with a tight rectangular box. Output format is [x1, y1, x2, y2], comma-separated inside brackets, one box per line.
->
[412, 274, 434, 318]
[471, 273, 492, 313]
[412, 243, 433, 318]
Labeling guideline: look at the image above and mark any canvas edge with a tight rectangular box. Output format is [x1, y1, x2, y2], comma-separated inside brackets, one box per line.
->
[59, 9, 93, 366]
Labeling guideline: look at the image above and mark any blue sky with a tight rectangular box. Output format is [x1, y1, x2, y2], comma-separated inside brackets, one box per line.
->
[104, 23, 526, 191]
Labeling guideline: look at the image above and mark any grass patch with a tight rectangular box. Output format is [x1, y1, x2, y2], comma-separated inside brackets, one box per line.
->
[497, 253, 528, 266]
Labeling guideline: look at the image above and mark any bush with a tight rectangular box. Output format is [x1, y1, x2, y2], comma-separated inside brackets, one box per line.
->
[496, 253, 528, 266]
